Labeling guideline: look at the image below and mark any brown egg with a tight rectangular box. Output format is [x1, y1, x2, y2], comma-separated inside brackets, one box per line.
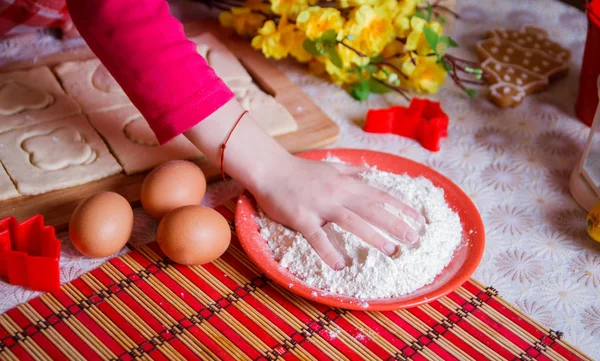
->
[69, 192, 133, 258]
[157, 205, 231, 265]
[141, 160, 206, 219]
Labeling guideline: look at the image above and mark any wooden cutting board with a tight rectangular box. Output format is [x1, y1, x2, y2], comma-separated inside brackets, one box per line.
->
[0, 20, 339, 229]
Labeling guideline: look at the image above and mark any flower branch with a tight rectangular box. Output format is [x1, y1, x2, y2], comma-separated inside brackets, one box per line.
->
[214, 0, 482, 101]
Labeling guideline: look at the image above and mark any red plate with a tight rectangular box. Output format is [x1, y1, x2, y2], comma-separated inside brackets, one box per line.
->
[234, 149, 485, 310]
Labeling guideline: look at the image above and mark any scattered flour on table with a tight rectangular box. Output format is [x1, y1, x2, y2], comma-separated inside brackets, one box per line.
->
[257, 159, 464, 299]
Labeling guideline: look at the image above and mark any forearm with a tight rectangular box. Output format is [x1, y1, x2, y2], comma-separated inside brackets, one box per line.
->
[184, 99, 291, 191]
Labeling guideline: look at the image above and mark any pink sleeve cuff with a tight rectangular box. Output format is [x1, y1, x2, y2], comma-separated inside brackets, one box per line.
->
[151, 78, 234, 144]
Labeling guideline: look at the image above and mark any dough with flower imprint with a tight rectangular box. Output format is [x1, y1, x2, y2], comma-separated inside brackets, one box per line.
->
[54, 59, 131, 113]
[0, 67, 81, 133]
[0, 115, 122, 195]
[88, 106, 202, 174]
[476, 25, 571, 107]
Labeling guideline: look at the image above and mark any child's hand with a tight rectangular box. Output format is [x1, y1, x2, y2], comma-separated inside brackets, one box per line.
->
[252, 155, 425, 270]
[185, 99, 423, 270]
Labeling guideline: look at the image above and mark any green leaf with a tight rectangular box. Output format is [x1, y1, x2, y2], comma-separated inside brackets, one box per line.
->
[465, 88, 478, 98]
[370, 54, 385, 63]
[465, 66, 483, 74]
[447, 37, 459, 47]
[414, 6, 433, 21]
[427, 6, 434, 21]
[303, 39, 324, 56]
[367, 78, 392, 94]
[350, 80, 370, 101]
[441, 59, 452, 72]
[321, 29, 337, 44]
[327, 47, 343, 68]
[414, 10, 427, 20]
[364, 64, 378, 73]
[346, 34, 355, 41]
[437, 36, 459, 48]
[423, 27, 439, 54]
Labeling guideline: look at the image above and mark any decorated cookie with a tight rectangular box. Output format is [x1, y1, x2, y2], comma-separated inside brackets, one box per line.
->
[476, 25, 571, 108]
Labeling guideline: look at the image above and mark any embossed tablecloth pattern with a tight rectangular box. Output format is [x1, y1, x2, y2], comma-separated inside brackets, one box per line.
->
[1, 0, 599, 359]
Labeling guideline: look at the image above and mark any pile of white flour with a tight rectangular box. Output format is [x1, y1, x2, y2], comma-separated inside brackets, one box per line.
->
[257, 161, 464, 299]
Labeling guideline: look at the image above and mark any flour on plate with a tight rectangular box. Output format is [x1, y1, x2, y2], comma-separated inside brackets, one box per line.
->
[257, 160, 463, 299]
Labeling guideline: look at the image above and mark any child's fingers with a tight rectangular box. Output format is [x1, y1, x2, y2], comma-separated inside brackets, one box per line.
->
[347, 199, 419, 245]
[352, 183, 426, 225]
[331, 208, 399, 257]
[296, 223, 346, 270]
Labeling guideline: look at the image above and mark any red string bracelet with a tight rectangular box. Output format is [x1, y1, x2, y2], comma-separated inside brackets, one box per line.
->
[220, 110, 249, 181]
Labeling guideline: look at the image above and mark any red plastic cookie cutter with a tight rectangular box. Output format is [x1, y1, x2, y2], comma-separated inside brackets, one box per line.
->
[0, 215, 60, 292]
[364, 98, 449, 151]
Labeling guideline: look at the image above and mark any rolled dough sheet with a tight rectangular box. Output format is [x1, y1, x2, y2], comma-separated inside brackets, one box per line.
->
[233, 83, 298, 136]
[188, 33, 298, 136]
[0, 66, 81, 133]
[88, 106, 203, 174]
[189, 33, 253, 84]
[54, 59, 131, 113]
[0, 162, 18, 201]
[0, 115, 122, 195]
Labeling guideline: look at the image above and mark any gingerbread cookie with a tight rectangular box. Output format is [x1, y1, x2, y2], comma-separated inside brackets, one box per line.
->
[476, 25, 571, 108]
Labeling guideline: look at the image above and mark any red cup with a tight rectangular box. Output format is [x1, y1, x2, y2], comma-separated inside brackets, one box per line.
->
[576, 0, 600, 126]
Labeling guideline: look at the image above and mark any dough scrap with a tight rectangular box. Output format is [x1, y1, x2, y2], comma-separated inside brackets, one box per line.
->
[87, 106, 202, 174]
[233, 83, 298, 136]
[0, 115, 122, 195]
[0, 162, 18, 201]
[54, 59, 131, 113]
[0, 82, 53, 115]
[0, 67, 81, 133]
[189, 33, 253, 84]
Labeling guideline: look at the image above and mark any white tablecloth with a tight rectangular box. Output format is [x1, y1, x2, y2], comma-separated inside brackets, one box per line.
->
[1, 0, 599, 358]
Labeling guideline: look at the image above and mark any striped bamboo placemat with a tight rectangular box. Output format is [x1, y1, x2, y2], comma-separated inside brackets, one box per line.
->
[0, 201, 593, 361]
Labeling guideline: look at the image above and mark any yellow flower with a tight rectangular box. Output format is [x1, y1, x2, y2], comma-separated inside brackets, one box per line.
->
[271, 0, 309, 19]
[397, 0, 417, 16]
[219, 8, 265, 37]
[382, 39, 405, 58]
[344, 5, 395, 56]
[404, 56, 446, 93]
[244, 0, 271, 12]
[400, 56, 416, 76]
[285, 30, 312, 62]
[374, 0, 400, 19]
[323, 44, 364, 85]
[296, 7, 345, 40]
[393, 14, 411, 37]
[405, 17, 443, 55]
[251, 19, 293, 59]
[337, 0, 379, 8]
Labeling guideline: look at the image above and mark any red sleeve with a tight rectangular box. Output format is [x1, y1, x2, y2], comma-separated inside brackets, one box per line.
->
[66, 0, 234, 144]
